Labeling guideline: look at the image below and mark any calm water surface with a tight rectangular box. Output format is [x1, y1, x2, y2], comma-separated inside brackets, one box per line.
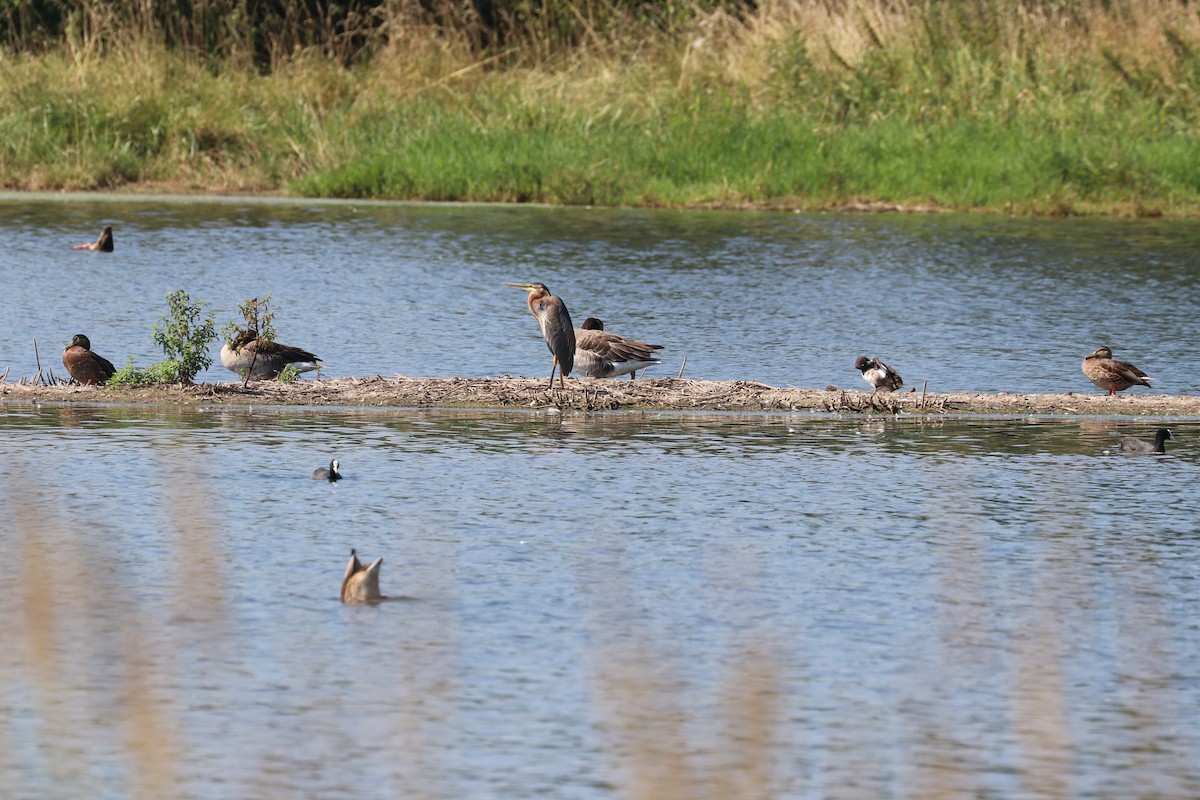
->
[2, 198, 1200, 799]
[2, 406, 1199, 799]
[1, 195, 1199, 391]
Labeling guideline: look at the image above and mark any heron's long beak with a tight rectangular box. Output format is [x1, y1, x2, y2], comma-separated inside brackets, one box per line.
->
[504, 282, 534, 290]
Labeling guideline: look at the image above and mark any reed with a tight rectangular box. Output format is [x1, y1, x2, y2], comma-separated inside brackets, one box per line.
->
[2, 0, 1199, 213]
[1, 413, 1195, 797]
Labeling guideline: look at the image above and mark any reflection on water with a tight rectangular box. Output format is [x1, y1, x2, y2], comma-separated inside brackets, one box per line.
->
[3, 196, 1200, 393]
[2, 406, 1199, 798]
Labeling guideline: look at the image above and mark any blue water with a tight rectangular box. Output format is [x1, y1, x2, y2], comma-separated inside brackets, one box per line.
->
[2, 198, 1200, 799]
[2, 195, 1200, 393]
[1, 403, 1199, 799]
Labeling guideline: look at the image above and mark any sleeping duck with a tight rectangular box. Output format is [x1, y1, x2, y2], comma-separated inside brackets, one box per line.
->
[220, 329, 322, 380]
[573, 317, 663, 379]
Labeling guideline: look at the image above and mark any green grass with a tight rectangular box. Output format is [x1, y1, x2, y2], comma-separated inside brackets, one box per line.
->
[2, 0, 1199, 215]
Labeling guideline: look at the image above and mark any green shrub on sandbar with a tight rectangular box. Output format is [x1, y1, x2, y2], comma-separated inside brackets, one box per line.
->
[108, 290, 217, 386]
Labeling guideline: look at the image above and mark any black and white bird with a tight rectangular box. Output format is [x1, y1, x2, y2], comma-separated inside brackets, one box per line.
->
[855, 356, 903, 392]
[312, 459, 341, 481]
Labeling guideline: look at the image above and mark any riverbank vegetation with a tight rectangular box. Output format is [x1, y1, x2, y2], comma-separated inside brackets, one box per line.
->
[2, 0, 1199, 215]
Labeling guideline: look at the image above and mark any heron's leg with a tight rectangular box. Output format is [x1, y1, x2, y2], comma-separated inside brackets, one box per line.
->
[549, 357, 558, 389]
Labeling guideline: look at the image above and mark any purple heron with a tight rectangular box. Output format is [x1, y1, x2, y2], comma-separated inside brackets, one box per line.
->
[220, 329, 322, 380]
[62, 334, 116, 385]
[506, 282, 575, 389]
[574, 317, 663, 380]
[1082, 346, 1152, 395]
[854, 356, 903, 392]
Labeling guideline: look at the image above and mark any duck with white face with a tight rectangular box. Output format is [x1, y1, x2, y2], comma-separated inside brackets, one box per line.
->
[220, 329, 322, 380]
[854, 356, 903, 392]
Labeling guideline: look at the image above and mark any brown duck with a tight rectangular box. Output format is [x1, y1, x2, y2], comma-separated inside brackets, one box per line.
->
[573, 317, 663, 379]
[73, 225, 114, 252]
[62, 334, 116, 385]
[341, 549, 385, 604]
[1081, 346, 1152, 395]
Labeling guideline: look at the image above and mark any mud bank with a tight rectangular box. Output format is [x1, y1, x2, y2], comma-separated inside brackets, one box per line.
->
[3, 377, 1199, 415]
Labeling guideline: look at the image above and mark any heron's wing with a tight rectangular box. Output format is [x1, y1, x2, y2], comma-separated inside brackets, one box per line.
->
[536, 296, 576, 371]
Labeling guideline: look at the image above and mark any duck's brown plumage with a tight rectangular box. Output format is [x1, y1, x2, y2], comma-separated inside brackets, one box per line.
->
[341, 549, 385, 604]
[1082, 346, 1152, 395]
[574, 317, 663, 379]
[73, 225, 113, 252]
[62, 334, 115, 385]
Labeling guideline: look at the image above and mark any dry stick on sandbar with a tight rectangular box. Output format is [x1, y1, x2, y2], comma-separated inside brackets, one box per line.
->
[677, 355, 688, 379]
[242, 349, 259, 389]
[920, 379, 928, 410]
[33, 339, 44, 386]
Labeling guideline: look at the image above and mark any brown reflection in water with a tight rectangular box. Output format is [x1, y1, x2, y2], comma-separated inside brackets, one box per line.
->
[919, 452, 1198, 800]
[1, 452, 234, 798]
[580, 545, 781, 800]
[379, 530, 459, 800]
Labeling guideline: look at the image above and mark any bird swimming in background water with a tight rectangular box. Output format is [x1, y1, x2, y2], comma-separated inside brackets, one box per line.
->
[220, 329, 322, 380]
[1081, 346, 1152, 395]
[62, 334, 116, 385]
[312, 459, 341, 481]
[341, 549, 385, 604]
[574, 317, 663, 379]
[505, 282, 575, 390]
[73, 225, 114, 252]
[855, 356, 903, 392]
[1118, 428, 1172, 455]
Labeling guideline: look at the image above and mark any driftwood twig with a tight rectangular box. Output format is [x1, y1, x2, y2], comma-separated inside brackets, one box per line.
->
[33, 339, 45, 385]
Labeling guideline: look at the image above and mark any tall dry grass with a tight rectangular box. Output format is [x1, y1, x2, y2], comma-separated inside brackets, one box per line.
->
[2, 0, 1199, 211]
